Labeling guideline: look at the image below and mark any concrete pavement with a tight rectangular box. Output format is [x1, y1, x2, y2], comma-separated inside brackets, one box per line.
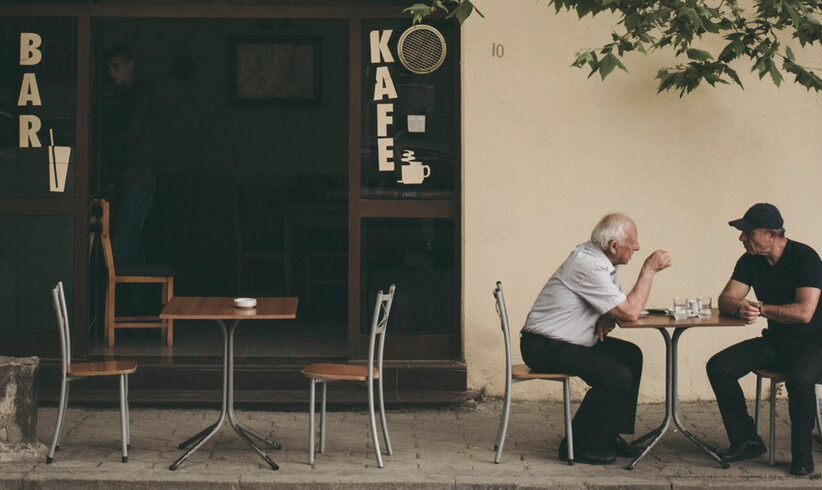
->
[1, 399, 820, 489]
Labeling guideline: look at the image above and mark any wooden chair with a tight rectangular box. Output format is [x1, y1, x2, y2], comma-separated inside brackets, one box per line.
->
[492, 281, 575, 464]
[47, 281, 137, 464]
[753, 369, 822, 465]
[96, 199, 175, 347]
[301, 284, 396, 468]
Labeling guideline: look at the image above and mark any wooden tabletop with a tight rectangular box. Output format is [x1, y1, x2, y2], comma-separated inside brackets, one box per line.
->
[618, 309, 747, 329]
[160, 297, 298, 320]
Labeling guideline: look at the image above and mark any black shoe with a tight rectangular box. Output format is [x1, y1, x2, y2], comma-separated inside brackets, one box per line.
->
[558, 438, 616, 465]
[718, 437, 767, 462]
[607, 435, 643, 458]
[790, 459, 815, 476]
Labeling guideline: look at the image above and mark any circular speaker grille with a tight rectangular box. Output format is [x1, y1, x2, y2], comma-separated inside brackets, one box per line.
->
[397, 25, 447, 74]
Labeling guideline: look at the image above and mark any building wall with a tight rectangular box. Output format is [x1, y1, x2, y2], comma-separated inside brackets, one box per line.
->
[461, 0, 822, 402]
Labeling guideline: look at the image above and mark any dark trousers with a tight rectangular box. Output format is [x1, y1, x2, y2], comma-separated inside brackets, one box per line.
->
[706, 333, 822, 462]
[520, 331, 643, 450]
[112, 185, 155, 266]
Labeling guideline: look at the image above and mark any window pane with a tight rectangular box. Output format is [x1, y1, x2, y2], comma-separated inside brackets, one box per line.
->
[361, 19, 457, 200]
[362, 218, 455, 334]
[0, 216, 74, 333]
[0, 17, 77, 197]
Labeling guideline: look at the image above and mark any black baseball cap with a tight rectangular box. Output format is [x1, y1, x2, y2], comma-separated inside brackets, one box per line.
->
[729, 203, 783, 232]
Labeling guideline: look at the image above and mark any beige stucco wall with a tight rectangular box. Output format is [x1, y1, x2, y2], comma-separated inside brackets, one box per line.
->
[461, 0, 822, 403]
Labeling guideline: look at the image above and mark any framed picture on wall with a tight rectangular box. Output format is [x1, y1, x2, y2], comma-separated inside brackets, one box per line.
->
[230, 37, 321, 106]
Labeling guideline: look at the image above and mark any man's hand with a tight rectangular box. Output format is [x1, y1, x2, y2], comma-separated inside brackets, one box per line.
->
[737, 299, 761, 324]
[595, 315, 616, 341]
[643, 250, 673, 272]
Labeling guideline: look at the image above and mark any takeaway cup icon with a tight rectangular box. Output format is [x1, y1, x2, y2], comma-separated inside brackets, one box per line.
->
[48, 130, 70, 193]
[398, 161, 431, 185]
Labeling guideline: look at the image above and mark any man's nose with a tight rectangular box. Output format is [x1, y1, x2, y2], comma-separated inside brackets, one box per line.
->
[739, 232, 746, 241]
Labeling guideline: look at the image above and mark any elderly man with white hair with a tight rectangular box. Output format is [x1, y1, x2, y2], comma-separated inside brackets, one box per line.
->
[520, 213, 672, 465]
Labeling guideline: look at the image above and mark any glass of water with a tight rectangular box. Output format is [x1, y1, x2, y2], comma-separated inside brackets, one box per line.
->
[698, 296, 712, 319]
[673, 297, 689, 320]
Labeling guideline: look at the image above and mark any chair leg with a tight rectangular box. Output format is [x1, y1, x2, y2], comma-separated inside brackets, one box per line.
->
[367, 379, 384, 468]
[105, 280, 116, 347]
[769, 379, 777, 466]
[47, 379, 69, 463]
[119, 374, 129, 463]
[125, 374, 131, 449]
[308, 379, 316, 465]
[493, 376, 512, 464]
[814, 384, 822, 442]
[563, 378, 574, 465]
[754, 375, 762, 435]
[319, 382, 326, 454]
[377, 374, 392, 455]
[163, 279, 173, 347]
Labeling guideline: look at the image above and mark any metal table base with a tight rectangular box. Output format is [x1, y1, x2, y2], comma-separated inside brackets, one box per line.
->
[170, 319, 281, 471]
[627, 327, 729, 470]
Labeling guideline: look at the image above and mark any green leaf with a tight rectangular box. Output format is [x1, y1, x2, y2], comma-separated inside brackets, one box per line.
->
[599, 52, 628, 79]
[686, 48, 714, 60]
[445, 0, 477, 24]
[678, 7, 704, 30]
[403, 4, 430, 24]
[769, 63, 784, 86]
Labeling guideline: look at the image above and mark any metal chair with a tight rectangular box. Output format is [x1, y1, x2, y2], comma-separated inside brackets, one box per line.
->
[493, 281, 575, 464]
[301, 284, 395, 468]
[753, 369, 822, 466]
[47, 281, 137, 464]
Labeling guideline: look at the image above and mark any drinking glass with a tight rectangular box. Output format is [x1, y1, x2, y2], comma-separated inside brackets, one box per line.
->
[673, 297, 689, 320]
[698, 296, 712, 319]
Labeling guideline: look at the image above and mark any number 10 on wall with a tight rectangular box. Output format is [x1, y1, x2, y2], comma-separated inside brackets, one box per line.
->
[491, 42, 504, 58]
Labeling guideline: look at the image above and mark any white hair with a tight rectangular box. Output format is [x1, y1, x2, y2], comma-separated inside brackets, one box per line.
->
[591, 213, 634, 250]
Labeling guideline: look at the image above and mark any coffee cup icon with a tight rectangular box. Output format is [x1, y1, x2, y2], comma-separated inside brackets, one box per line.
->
[48, 130, 71, 193]
[398, 162, 430, 185]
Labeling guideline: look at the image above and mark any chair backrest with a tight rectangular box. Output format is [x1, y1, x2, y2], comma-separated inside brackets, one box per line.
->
[494, 281, 514, 383]
[97, 199, 116, 280]
[51, 281, 71, 374]
[367, 284, 396, 381]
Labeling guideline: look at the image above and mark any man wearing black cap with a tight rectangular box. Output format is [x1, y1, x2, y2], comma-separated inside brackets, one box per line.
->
[707, 203, 822, 476]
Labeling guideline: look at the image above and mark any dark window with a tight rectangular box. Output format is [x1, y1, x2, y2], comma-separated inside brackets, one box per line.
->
[362, 218, 455, 335]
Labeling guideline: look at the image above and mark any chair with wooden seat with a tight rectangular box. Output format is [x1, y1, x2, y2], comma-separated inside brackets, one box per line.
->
[301, 284, 396, 468]
[492, 281, 575, 464]
[47, 281, 137, 464]
[96, 199, 175, 346]
[753, 369, 822, 466]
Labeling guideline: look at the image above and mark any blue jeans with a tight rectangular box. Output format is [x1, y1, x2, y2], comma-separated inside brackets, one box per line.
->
[112, 185, 155, 266]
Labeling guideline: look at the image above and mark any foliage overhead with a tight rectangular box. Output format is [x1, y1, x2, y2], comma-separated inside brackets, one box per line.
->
[406, 0, 822, 96]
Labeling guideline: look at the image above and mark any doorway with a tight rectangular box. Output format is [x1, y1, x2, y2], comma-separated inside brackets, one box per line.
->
[88, 17, 350, 359]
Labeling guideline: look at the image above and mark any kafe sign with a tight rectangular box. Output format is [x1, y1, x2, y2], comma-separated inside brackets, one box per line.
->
[369, 29, 429, 185]
[18, 32, 70, 193]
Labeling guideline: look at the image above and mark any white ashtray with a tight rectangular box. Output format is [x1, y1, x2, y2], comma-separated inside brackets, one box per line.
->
[233, 297, 257, 308]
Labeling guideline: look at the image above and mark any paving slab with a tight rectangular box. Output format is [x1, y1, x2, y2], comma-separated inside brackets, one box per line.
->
[0, 400, 817, 489]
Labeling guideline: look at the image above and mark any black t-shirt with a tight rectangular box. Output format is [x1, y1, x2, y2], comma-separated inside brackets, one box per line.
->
[731, 239, 822, 339]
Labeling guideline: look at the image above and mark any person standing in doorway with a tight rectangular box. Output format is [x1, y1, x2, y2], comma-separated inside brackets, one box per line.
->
[105, 44, 157, 266]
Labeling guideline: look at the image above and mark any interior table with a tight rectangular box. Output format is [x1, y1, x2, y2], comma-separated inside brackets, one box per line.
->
[160, 296, 298, 470]
[617, 309, 746, 470]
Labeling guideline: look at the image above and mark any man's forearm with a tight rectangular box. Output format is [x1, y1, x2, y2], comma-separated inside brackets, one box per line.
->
[623, 266, 656, 315]
[761, 302, 814, 324]
[718, 293, 742, 316]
